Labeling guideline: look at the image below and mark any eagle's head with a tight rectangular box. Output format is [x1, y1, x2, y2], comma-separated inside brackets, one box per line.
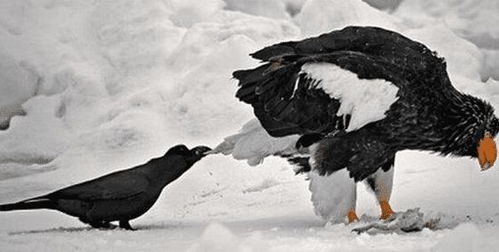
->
[462, 99, 498, 170]
[443, 95, 498, 171]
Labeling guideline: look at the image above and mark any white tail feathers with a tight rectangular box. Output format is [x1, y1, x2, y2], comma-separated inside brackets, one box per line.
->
[211, 119, 300, 166]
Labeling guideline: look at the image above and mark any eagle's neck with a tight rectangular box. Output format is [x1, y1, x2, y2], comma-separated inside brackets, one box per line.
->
[435, 87, 491, 157]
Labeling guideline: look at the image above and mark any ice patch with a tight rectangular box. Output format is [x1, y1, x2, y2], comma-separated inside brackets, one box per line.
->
[300, 63, 399, 132]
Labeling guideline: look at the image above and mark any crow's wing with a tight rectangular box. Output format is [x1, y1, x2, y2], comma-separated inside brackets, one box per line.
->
[48, 169, 150, 201]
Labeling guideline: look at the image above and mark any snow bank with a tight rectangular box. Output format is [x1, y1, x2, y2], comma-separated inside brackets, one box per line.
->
[295, 0, 399, 37]
[394, 0, 499, 81]
[0, 0, 301, 182]
[0, 51, 38, 129]
[224, 0, 290, 19]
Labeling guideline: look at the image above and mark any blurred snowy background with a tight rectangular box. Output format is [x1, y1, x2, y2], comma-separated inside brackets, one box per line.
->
[0, 0, 499, 251]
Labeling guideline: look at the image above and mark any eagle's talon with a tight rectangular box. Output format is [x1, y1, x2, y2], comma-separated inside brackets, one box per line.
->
[347, 209, 359, 223]
[380, 200, 395, 220]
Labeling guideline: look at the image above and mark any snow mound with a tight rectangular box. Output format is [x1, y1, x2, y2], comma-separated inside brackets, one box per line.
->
[224, 0, 290, 19]
[188, 223, 250, 252]
[0, 51, 39, 129]
[295, 0, 399, 37]
[394, 0, 499, 81]
[242, 178, 280, 193]
[431, 223, 482, 252]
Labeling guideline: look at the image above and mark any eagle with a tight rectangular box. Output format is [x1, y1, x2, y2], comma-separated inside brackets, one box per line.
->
[212, 26, 499, 224]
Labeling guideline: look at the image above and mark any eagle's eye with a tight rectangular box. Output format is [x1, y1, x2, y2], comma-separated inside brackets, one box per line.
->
[484, 131, 492, 138]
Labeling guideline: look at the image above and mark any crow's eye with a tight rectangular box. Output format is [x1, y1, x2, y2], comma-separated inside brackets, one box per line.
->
[167, 145, 190, 155]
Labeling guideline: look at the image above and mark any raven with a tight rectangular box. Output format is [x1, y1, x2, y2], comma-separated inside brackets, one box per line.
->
[0, 144, 211, 230]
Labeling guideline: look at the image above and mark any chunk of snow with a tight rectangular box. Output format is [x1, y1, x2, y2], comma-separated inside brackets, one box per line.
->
[188, 223, 242, 252]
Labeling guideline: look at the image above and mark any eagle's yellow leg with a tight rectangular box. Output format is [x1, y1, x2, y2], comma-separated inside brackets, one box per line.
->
[379, 200, 394, 220]
[347, 208, 359, 223]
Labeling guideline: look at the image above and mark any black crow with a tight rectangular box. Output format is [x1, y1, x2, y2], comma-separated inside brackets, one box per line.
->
[0, 144, 211, 230]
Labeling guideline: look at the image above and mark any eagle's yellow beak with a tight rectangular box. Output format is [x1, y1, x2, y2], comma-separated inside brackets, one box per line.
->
[477, 132, 497, 171]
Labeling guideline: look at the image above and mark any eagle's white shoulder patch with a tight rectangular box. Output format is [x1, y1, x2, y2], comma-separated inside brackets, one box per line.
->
[300, 63, 399, 132]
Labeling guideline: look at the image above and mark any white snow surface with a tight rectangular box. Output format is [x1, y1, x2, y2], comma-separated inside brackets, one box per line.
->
[301, 63, 400, 131]
[0, 0, 499, 251]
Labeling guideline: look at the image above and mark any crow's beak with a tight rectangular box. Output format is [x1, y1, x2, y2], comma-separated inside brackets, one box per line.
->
[203, 150, 217, 155]
[192, 146, 212, 157]
[477, 133, 497, 171]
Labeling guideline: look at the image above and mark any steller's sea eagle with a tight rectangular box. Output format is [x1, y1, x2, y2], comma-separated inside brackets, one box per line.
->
[212, 26, 498, 223]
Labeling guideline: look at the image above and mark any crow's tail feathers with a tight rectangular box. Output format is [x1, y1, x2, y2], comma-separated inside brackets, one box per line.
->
[0, 197, 55, 211]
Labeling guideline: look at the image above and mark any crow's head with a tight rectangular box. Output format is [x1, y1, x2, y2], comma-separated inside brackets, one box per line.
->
[166, 144, 212, 166]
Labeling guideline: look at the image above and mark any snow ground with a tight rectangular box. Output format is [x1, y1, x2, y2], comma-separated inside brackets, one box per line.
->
[0, 0, 499, 251]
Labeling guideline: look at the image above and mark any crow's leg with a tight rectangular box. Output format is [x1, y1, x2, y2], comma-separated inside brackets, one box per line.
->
[80, 217, 113, 229]
[119, 220, 135, 231]
[89, 221, 113, 229]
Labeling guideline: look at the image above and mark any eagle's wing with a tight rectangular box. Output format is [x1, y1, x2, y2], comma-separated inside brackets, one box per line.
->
[48, 170, 150, 201]
[251, 26, 443, 77]
[235, 51, 406, 138]
[235, 26, 451, 138]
